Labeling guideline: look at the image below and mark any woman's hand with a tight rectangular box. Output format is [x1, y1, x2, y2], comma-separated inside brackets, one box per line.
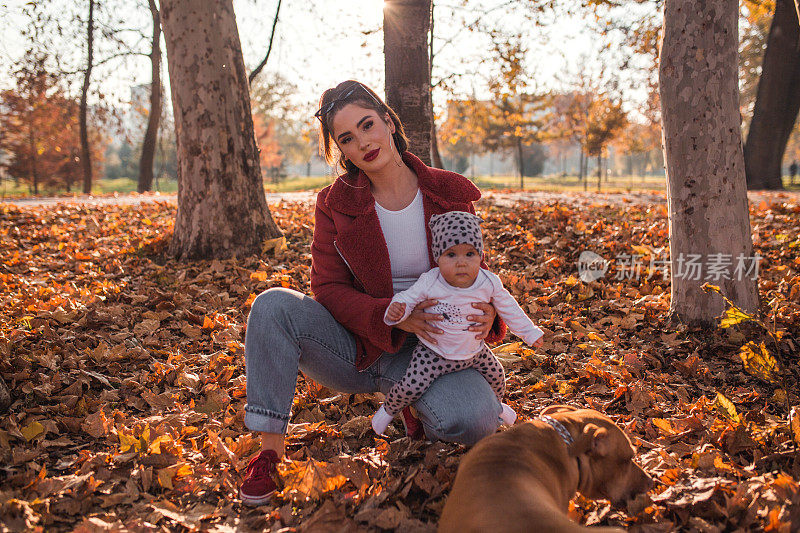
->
[394, 299, 443, 345]
[467, 302, 497, 340]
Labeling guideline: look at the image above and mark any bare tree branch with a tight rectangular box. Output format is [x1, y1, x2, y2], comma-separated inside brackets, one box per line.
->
[248, 0, 282, 86]
[59, 51, 149, 76]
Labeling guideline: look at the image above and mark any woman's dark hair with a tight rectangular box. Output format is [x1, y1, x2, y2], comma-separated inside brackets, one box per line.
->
[317, 80, 409, 175]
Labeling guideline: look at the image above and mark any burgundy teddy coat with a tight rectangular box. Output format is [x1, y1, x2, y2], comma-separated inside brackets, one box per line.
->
[310, 151, 507, 371]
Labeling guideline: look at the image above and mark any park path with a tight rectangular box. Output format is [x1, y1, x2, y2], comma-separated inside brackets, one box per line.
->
[3, 189, 798, 208]
[485, 189, 800, 207]
[2, 191, 316, 207]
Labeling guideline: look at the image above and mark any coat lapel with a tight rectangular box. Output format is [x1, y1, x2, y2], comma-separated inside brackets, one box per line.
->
[335, 207, 394, 298]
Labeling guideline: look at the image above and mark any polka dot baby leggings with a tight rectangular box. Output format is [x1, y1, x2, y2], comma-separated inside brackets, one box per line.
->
[383, 342, 506, 416]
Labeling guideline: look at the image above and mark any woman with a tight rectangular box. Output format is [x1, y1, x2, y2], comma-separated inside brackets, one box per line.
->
[239, 80, 507, 506]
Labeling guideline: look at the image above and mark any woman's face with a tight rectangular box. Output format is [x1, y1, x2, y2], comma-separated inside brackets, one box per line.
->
[330, 103, 396, 172]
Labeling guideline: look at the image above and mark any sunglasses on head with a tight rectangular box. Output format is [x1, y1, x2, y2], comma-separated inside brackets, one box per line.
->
[314, 82, 383, 122]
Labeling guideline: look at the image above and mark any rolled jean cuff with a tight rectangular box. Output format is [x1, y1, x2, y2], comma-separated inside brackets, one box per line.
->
[244, 405, 290, 433]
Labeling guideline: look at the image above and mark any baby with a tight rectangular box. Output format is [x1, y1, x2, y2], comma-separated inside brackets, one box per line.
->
[371, 211, 544, 435]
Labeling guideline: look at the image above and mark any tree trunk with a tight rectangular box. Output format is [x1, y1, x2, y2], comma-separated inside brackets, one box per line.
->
[596, 154, 602, 191]
[470, 152, 475, 178]
[743, 0, 799, 190]
[659, 0, 759, 326]
[28, 121, 39, 195]
[582, 149, 589, 192]
[384, 0, 432, 165]
[517, 136, 524, 188]
[80, 0, 95, 194]
[428, 1, 443, 169]
[138, 0, 162, 194]
[161, 0, 281, 260]
[431, 119, 443, 168]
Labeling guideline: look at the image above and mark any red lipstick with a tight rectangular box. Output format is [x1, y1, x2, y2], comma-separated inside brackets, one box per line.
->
[364, 148, 380, 162]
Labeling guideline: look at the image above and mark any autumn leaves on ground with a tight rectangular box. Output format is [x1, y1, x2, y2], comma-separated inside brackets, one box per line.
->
[1, 193, 799, 532]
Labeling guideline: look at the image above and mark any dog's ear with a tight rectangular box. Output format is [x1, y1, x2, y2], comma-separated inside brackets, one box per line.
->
[570, 423, 610, 457]
[589, 426, 610, 457]
[541, 404, 577, 416]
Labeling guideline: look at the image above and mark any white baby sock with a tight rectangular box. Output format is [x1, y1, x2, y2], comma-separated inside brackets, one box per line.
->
[500, 403, 517, 425]
[371, 404, 394, 435]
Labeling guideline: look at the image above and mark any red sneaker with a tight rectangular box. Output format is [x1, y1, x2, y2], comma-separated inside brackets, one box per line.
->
[239, 449, 279, 506]
[401, 406, 425, 440]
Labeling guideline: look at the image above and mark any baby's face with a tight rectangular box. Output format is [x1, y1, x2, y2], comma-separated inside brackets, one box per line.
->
[437, 243, 481, 288]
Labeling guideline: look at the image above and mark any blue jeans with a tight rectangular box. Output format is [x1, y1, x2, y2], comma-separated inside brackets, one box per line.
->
[243, 287, 501, 445]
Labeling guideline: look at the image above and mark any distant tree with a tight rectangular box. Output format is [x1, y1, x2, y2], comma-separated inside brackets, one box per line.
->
[547, 139, 574, 176]
[552, 90, 592, 183]
[250, 73, 297, 120]
[0, 52, 104, 193]
[482, 36, 552, 187]
[739, 0, 772, 120]
[250, 73, 310, 181]
[154, 114, 178, 183]
[784, 123, 800, 178]
[552, 63, 627, 190]
[253, 115, 284, 183]
[160, 0, 281, 259]
[0, 55, 53, 194]
[584, 0, 795, 191]
[16, 1, 149, 193]
[438, 98, 491, 176]
[614, 121, 662, 177]
[276, 121, 318, 177]
[384, 0, 432, 164]
[520, 143, 546, 177]
[743, 0, 799, 190]
[584, 96, 627, 190]
[79, 0, 96, 193]
[445, 151, 470, 175]
[113, 140, 139, 179]
[137, 0, 162, 193]
[659, 0, 759, 325]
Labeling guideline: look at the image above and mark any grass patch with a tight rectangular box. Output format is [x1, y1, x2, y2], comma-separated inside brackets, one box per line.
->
[0, 177, 178, 198]
[4, 172, 800, 199]
[472, 173, 668, 192]
[264, 175, 334, 192]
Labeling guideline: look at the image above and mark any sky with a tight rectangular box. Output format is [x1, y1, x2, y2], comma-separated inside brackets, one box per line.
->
[0, 0, 653, 122]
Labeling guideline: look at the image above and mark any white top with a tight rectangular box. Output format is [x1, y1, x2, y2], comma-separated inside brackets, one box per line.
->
[384, 267, 544, 360]
[375, 189, 431, 294]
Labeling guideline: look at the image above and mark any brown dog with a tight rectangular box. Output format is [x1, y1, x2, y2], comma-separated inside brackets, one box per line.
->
[438, 406, 653, 533]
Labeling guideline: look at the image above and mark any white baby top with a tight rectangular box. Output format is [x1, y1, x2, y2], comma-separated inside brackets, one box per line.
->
[384, 267, 544, 360]
[375, 189, 431, 294]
